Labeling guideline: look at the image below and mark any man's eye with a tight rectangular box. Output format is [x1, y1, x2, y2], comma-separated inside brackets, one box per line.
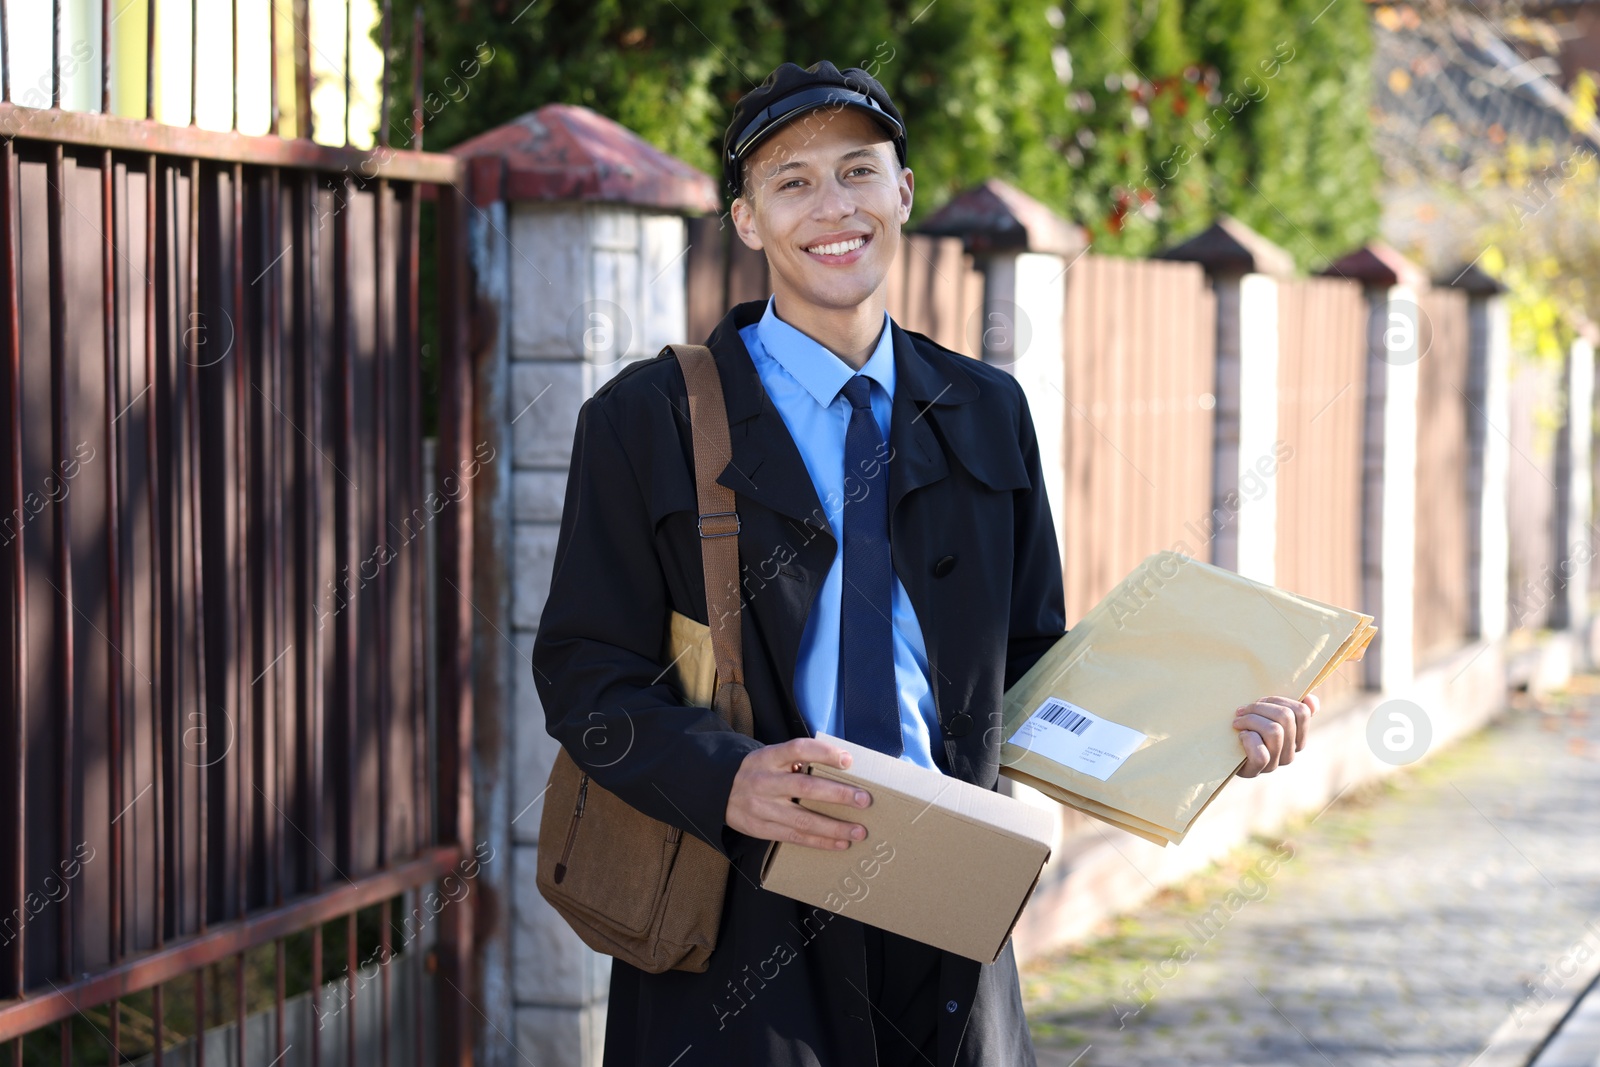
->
[848, 167, 874, 177]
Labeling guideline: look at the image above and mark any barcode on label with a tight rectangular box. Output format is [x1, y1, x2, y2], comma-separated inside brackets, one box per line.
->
[1039, 699, 1091, 735]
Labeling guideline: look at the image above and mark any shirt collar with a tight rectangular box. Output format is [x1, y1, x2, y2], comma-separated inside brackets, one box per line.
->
[754, 294, 896, 408]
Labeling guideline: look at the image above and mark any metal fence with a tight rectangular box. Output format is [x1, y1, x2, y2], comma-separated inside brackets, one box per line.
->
[0, 4, 475, 1064]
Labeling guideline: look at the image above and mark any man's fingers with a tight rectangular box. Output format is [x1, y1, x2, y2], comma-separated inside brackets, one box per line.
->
[782, 772, 872, 810]
[1236, 728, 1269, 777]
[725, 738, 873, 848]
[751, 802, 865, 849]
[1235, 700, 1298, 764]
[1251, 695, 1310, 743]
[761, 736, 855, 772]
[1233, 712, 1286, 770]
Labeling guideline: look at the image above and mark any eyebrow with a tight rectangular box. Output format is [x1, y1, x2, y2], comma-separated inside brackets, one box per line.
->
[759, 146, 884, 184]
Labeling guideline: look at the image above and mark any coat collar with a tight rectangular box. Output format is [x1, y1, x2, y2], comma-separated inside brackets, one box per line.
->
[702, 299, 980, 527]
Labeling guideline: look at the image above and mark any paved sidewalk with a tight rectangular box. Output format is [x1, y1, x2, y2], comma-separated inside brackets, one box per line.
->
[1022, 676, 1600, 1067]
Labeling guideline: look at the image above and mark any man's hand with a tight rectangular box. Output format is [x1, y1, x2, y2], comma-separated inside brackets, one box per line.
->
[725, 738, 873, 850]
[1233, 693, 1320, 777]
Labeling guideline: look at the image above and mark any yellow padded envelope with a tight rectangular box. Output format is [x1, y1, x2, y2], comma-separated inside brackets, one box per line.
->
[1000, 551, 1374, 846]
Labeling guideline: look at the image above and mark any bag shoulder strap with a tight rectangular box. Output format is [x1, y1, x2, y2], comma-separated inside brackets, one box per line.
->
[667, 344, 754, 739]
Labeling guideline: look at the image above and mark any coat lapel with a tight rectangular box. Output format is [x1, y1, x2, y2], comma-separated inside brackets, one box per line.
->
[705, 302, 831, 529]
[885, 318, 978, 518]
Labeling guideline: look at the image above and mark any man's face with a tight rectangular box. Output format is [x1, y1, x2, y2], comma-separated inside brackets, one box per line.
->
[730, 107, 914, 314]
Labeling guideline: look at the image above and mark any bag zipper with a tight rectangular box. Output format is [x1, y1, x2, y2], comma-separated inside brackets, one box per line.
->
[553, 774, 589, 884]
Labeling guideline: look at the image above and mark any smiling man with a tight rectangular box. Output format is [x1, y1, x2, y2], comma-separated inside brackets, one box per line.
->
[532, 60, 1318, 1067]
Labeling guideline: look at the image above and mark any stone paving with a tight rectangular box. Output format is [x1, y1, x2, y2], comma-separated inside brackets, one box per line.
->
[1022, 676, 1600, 1067]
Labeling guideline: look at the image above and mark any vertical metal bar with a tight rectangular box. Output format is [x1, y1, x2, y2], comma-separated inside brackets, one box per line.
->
[268, 0, 280, 135]
[144, 155, 162, 961]
[186, 158, 207, 942]
[57, 1019, 68, 1066]
[405, 181, 422, 857]
[307, 172, 323, 901]
[1, 131, 22, 1009]
[230, 160, 246, 930]
[145, 0, 156, 120]
[375, 186, 393, 1067]
[269, 167, 285, 915]
[51, 0, 60, 108]
[100, 0, 110, 113]
[342, 0, 351, 146]
[144, 162, 163, 1067]
[334, 174, 354, 881]
[375, 178, 389, 874]
[101, 145, 124, 967]
[47, 140, 75, 991]
[378, 0, 391, 148]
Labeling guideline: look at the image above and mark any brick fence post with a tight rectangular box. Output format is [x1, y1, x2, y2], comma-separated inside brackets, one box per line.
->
[920, 179, 1088, 574]
[450, 105, 720, 1067]
[1160, 217, 1295, 584]
[1321, 243, 1428, 694]
[1553, 321, 1596, 634]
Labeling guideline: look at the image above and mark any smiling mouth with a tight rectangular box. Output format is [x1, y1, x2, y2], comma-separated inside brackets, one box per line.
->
[804, 235, 870, 256]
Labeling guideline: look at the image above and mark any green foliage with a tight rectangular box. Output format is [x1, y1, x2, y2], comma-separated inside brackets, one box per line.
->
[389, 0, 1379, 268]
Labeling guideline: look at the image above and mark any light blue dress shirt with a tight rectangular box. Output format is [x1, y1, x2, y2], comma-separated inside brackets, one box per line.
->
[740, 295, 945, 771]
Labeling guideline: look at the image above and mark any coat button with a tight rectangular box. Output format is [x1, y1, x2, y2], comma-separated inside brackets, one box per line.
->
[932, 554, 957, 578]
[945, 713, 973, 738]
[946, 999, 959, 1013]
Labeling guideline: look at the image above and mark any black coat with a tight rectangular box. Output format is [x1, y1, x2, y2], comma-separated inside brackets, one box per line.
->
[531, 299, 1067, 1067]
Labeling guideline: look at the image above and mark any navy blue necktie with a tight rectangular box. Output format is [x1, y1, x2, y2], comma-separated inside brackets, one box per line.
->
[838, 375, 903, 757]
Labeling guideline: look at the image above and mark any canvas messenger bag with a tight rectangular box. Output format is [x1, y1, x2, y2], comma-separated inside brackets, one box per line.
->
[535, 343, 754, 974]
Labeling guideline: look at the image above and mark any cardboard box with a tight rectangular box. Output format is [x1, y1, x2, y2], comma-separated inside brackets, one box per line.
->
[758, 737, 1055, 963]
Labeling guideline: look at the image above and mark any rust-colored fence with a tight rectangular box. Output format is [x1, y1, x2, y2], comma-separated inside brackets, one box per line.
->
[686, 218, 984, 354]
[1275, 277, 1368, 698]
[0, 9, 475, 1067]
[1058, 255, 1217, 623]
[1414, 286, 1473, 663]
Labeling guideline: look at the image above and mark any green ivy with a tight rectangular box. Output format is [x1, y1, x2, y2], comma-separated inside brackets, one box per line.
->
[388, 0, 1379, 268]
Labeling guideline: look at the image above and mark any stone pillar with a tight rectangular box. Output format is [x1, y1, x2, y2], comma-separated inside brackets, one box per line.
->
[918, 178, 1088, 575]
[1159, 217, 1295, 584]
[451, 104, 719, 1067]
[980, 252, 1068, 561]
[1454, 267, 1511, 642]
[1553, 325, 1596, 632]
[1322, 243, 1427, 693]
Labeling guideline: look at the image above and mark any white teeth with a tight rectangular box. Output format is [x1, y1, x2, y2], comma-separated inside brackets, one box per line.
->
[807, 236, 867, 256]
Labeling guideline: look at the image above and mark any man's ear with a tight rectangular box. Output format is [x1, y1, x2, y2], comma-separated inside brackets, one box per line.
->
[897, 166, 915, 225]
[730, 195, 764, 252]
